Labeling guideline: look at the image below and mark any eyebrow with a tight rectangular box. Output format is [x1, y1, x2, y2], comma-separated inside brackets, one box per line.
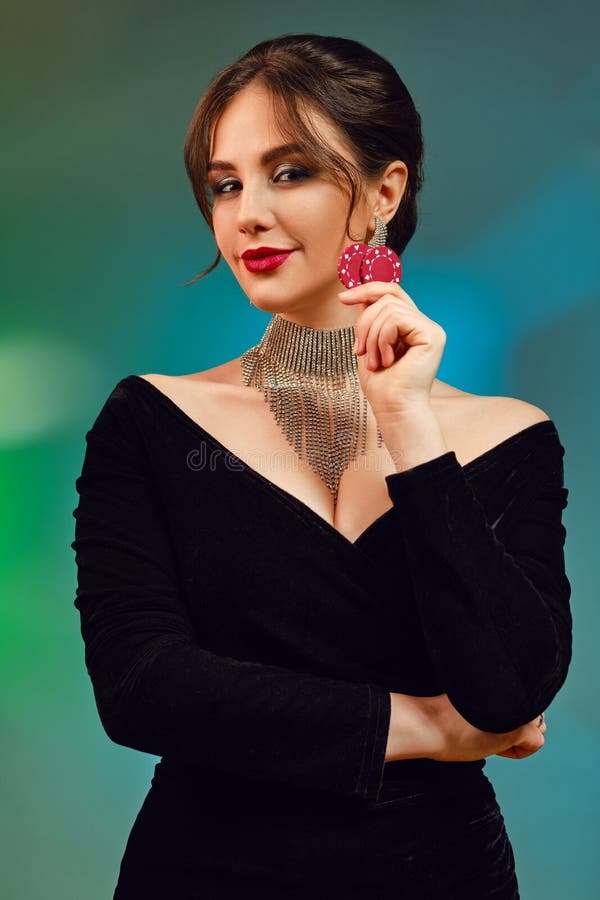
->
[207, 142, 306, 173]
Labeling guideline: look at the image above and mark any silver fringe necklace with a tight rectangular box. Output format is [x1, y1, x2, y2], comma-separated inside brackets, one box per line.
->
[240, 314, 383, 504]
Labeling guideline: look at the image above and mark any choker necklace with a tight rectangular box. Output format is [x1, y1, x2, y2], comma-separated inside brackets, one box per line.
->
[240, 313, 383, 503]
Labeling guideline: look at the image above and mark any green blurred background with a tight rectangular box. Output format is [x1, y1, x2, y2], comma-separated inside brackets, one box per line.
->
[2, 1, 598, 897]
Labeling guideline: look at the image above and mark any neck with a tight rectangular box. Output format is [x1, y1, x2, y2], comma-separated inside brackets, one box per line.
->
[250, 313, 357, 378]
[260, 291, 360, 330]
[239, 312, 381, 501]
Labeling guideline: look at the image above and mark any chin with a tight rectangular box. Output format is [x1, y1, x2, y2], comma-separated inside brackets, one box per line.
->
[246, 297, 296, 313]
[241, 283, 300, 307]
[241, 278, 334, 309]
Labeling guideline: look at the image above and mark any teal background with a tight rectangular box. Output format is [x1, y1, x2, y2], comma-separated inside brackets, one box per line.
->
[2, 1, 597, 896]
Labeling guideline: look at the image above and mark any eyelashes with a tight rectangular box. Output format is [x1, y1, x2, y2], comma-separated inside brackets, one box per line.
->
[276, 166, 312, 184]
[210, 166, 312, 196]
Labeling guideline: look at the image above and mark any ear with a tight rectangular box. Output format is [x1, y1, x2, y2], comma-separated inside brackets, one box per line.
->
[369, 160, 408, 227]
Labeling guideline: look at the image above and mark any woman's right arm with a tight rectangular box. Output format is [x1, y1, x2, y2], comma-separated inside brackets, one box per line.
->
[71, 381, 392, 805]
[386, 691, 545, 763]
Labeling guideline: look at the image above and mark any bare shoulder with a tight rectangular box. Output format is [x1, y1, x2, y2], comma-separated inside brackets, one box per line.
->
[139, 358, 243, 389]
[136, 360, 249, 421]
[433, 381, 551, 465]
[470, 394, 550, 434]
[458, 394, 550, 464]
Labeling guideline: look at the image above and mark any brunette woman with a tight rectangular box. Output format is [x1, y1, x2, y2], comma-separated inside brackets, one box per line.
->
[72, 34, 570, 899]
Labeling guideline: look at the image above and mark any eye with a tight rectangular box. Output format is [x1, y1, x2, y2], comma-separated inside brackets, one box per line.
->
[274, 165, 311, 183]
[211, 178, 241, 196]
[209, 165, 311, 197]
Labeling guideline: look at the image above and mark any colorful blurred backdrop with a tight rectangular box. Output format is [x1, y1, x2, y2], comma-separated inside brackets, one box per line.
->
[2, 1, 598, 897]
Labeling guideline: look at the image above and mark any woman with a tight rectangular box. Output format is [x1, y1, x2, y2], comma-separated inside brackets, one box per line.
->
[72, 34, 571, 898]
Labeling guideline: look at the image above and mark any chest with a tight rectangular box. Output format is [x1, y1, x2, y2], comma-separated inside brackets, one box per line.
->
[140, 378, 520, 688]
[159, 375, 481, 545]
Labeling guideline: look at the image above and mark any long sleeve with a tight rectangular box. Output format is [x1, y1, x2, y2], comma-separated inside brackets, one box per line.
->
[71, 383, 390, 802]
[384, 441, 572, 733]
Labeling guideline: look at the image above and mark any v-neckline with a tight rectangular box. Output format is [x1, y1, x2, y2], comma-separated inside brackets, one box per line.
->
[126, 374, 557, 551]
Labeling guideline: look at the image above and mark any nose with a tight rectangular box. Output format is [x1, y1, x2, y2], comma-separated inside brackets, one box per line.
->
[236, 180, 275, 234]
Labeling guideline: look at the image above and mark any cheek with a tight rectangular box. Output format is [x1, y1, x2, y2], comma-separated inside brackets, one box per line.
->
[319, 191, 354, 249]
[294, 192, 349, 252]
[308, 214, 352, 265]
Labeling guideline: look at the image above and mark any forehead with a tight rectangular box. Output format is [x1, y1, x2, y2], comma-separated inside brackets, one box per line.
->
[209, 82, 350, 162]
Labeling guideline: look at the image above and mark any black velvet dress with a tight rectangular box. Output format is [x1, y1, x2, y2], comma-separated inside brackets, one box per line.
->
[71, 374, 572, 899]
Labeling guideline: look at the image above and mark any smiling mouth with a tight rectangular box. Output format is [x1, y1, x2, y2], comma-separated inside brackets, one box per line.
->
[241, 250, 296, 273]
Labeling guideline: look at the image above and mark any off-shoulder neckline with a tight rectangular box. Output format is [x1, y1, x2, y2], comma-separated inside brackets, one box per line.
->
[124, 373, 558, 472]
[122, 373, 559, 550]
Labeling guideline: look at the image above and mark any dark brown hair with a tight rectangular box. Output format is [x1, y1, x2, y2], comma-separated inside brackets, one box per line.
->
[182, 34, 425, 285]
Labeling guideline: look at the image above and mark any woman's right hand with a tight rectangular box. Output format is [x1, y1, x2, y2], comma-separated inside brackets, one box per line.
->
[386, 691, 547, 763]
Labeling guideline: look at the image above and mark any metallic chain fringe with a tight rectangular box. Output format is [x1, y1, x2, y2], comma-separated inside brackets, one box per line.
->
[240, 315, 384, 503]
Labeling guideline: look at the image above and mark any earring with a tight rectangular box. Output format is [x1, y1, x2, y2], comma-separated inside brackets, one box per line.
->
[368, 215, 388, 247]
[337, 215, 402, 289]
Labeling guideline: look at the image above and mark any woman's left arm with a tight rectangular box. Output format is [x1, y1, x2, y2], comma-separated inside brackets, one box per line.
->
[340, 280, 572, 734]
[379, 408, 572, 734]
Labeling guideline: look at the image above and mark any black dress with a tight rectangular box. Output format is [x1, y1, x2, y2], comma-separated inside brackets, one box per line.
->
[71, 374, 572, 899]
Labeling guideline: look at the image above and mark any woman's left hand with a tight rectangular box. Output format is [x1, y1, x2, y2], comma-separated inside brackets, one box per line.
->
[338, 281, 447, 414]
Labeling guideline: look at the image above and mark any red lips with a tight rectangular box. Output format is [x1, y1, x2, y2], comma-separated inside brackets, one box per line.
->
[241, 246, 294, 259]
[241, 247, 296, 273]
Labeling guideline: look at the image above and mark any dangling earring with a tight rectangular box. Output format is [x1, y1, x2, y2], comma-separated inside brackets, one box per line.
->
[337, 215, 402, 289]
[368, 215, 388, 247]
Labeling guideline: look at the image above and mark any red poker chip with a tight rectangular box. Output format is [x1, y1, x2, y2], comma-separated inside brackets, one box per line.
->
[337, 242, 369, 288]
[360, 246, 402, 284]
